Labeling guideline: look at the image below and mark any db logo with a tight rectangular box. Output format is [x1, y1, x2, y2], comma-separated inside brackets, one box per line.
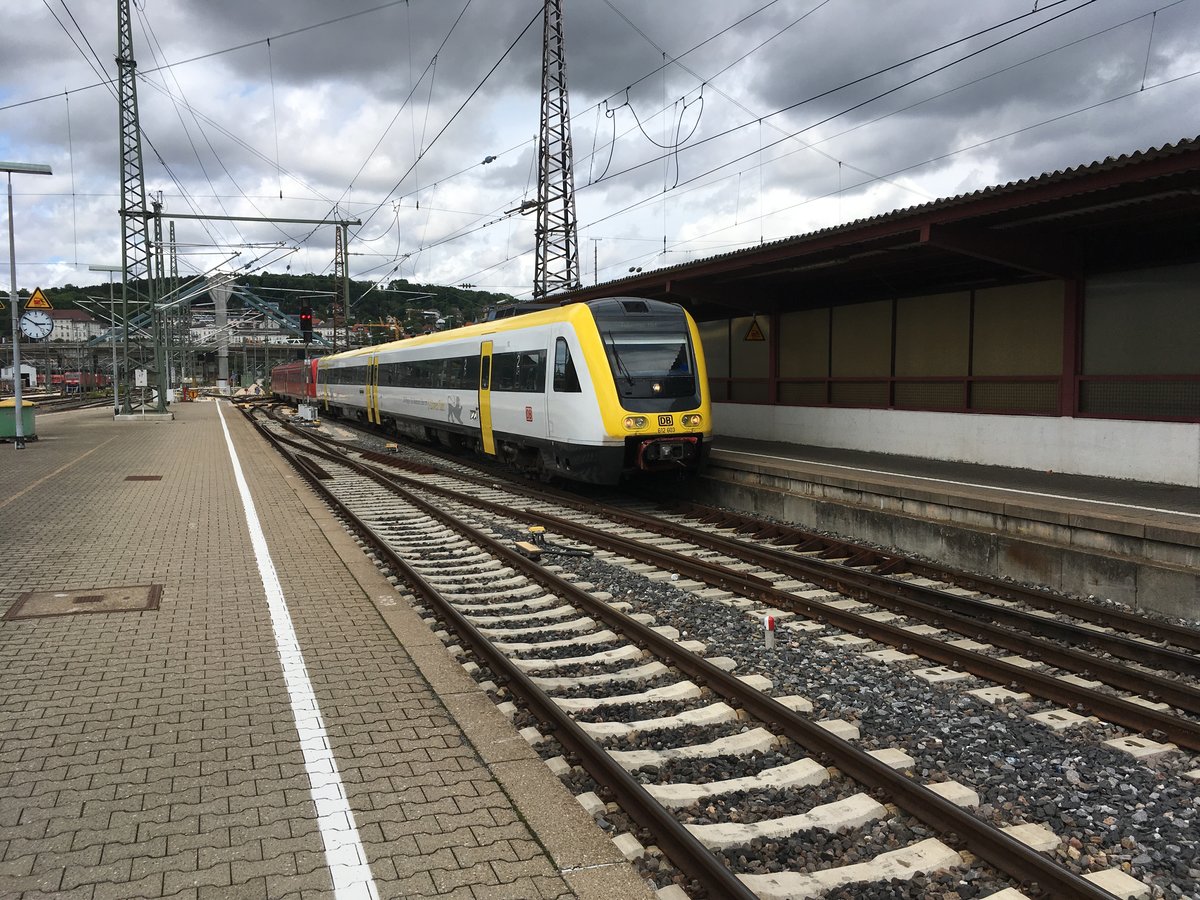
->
[658, 415, 673, 427]
[525, 406, 533, 422]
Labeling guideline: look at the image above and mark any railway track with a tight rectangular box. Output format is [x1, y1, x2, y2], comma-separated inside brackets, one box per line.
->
[245, 402, 1199, 899]
[30, 394, 114, 414]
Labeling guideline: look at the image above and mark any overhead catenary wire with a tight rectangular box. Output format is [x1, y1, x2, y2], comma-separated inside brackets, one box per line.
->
[135, 7, 255, 251]
[587, 0, 1104, 192]
[3, 0, 418, 113]
[63, 90, 78, 265]
[603, 0, 927, 201]
[267, 38, 282, 199]
[336, 0, 476, 219]
[16, 0, 1196, 298]
[352, 7, 542, 237]
[383, 0, 1116, 286]
[36, 0, 864, 284]
[357, 0, 1108, 284]
[434, 60, 1199, 297]
[327, 0, 816, 265]
[584, 65, 1200, 273]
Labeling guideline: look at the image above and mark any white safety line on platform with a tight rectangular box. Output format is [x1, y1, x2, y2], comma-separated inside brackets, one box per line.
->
[715, 449, 1200, 520]
[216, 402, 378, 900]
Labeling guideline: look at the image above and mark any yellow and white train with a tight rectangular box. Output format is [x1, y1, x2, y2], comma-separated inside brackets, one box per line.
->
[307, 297, 711, 484]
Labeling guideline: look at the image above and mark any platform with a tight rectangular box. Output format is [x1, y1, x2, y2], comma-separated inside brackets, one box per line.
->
[701, 437, 1200, 620]
[0, 402, 652, 900]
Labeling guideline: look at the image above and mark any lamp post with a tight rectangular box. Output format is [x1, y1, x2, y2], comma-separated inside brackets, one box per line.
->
[89, 264, 122, 414]
[3, 161, 53, 450]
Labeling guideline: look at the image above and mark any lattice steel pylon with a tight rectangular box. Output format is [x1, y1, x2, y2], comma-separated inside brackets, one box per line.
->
[116, 0, 167, 412]
[533, 0, 581, 298]
[333, 223, 348, 351]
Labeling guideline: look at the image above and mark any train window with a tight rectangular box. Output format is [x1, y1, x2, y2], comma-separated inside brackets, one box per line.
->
[444, 355, 480, 390]
[516, 351, 545, 392]
[430, 358, 448, 387]
[480, 356, 491, 390]
[491, 353, 517, 391]
[553, 338, 581, 392]
[372, 354, 484, 389]
[491, 351, 546, 392]
[601, 331, 696, 398]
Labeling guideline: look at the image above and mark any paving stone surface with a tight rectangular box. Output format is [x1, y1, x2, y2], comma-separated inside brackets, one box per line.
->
[1, 403, 649, 900]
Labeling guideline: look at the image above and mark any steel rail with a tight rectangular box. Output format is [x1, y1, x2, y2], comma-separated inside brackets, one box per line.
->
[297, 424, 1200, 676]
[320, 451, 1200, 734]
[672, 501, 1200, 654]
[267, 418, 1200, 743]
[574, 507, 1200, 711]
[246, 407, 1121, 900]
[244, 411, 758, 899]
[267, 425, 775, 597]
[356, 424, 1200, 655]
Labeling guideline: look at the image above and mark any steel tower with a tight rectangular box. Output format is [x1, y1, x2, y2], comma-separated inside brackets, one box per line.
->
[533, 0, 581, 297]
[116, 0, 167, 411]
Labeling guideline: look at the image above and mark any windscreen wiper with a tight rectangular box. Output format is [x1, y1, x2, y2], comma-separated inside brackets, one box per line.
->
[604, 331, 635, 386]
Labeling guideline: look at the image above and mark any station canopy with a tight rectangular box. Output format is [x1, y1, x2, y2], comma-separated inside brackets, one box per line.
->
[561, 136, 1200, 321]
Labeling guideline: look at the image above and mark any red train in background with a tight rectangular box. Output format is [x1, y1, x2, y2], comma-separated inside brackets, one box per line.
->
[48, 372, 111, 392]
[270, 359, 319, 402]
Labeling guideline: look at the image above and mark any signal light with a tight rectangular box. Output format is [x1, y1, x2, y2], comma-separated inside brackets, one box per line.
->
[300, 306, 313, 343]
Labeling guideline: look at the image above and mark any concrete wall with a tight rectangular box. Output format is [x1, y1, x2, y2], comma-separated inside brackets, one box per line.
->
[713, 403, 1200, 487]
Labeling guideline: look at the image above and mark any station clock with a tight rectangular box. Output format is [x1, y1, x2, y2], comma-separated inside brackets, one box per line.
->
[18, 309, 54, 339]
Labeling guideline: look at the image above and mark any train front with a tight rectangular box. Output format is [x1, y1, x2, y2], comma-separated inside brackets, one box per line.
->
[590, 298, 712, 476]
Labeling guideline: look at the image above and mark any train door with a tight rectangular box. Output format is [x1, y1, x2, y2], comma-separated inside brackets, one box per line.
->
[478, 341, 496, 455]
[367, 353, 381, 424]
[318, 361, 330, 410]
[548, 328, 582, 442]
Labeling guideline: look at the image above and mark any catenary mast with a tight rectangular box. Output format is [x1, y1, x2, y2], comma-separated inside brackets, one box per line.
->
[533, 0, 581, 297]
[116, 0, 168, 411]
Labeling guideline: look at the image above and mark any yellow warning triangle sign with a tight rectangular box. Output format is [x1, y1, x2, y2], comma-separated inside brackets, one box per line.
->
[744, 317, 765, 342]
[25, 287, 53, 310]
[0, 297, 5, 310]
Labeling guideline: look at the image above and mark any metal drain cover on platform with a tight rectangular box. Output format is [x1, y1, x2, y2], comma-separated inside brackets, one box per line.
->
[3, 584, 163, 620]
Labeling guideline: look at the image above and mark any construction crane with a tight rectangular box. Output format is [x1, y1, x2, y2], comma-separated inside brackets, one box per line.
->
[353, 322, 404, 343]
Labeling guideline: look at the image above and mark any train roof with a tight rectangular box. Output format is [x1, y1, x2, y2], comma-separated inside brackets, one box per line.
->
[319, 297, 685, 364]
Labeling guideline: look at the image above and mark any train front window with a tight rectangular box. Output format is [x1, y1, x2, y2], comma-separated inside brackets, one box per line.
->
[601, 331, 695, 398]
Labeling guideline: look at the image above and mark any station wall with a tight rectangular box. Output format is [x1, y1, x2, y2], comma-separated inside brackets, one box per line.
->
[702, 260, 1199, 422]
[699, 259, 1200, 484]
[710, 402, 1200, 486]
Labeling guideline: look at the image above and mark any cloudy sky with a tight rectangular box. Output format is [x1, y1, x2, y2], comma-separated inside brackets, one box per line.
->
[2, 0, 1197, 300]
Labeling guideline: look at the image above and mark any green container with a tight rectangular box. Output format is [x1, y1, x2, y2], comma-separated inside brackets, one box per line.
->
[0, 398, 36, 440]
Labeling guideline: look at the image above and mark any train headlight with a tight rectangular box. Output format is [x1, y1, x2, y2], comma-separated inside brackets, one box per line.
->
[682, 414, 702, 427]
[652, 382, 662, 393]
[624, 415, 647, 429]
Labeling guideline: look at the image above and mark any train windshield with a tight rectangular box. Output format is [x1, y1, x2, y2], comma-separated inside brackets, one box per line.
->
[602, 332, 695, 398]
[588, 298, 700, 406]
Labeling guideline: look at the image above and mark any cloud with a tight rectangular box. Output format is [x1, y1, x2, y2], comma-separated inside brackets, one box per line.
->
[1, 0, 1196, 297]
